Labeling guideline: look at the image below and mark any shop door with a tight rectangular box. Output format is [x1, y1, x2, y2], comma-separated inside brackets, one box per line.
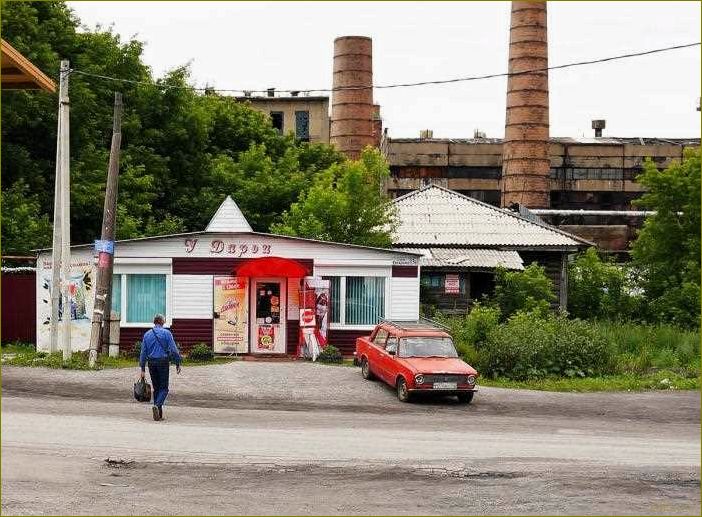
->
[212, 277, 249, 354]
[250, 278, 287, 354]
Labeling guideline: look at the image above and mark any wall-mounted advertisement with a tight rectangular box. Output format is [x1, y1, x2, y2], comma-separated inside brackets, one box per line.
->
[36, 252, 95, 352]
[213, 276, 248, 354]
[297, 277, 330, 360]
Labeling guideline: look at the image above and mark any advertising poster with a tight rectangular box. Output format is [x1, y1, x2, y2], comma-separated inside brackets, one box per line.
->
[213, 276, 248, 354]
[445, 274, 460, 294]
[37, 251, 95, 352]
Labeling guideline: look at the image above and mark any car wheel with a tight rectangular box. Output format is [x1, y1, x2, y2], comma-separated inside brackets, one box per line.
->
[457, 392, 474, 404]
[397, 377, 411, 403]
[361, 358, 374, 380]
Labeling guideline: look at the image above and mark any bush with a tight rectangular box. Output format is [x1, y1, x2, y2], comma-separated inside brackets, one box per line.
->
[188, 343, 214, 362]
[492, 264, 555, 319]
[441, 304, 500, 366]
[124, 341, 142, 359]
[480, 311, 612, 380]
[317, 345, 343, 364]
[568, 248, 642, 321]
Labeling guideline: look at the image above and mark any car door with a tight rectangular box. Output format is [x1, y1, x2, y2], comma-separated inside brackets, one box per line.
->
[368, 328, 388, 379]
[379, 335, 400, 385]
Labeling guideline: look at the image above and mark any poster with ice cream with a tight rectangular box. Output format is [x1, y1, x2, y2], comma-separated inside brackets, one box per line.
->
[213, 276, 248, 354]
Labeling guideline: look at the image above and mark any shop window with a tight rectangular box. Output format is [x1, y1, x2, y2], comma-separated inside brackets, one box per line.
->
[111, 274, 122, 315]
[126, 274, 166, 323]
[322, 276, 341, 323]
[345, 277, 385, 326]
[270, 111, 284, 133]
[295, 111, 310, 141]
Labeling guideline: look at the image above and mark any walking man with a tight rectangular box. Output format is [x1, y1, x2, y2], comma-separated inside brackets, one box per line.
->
[139, 314, 182, 421]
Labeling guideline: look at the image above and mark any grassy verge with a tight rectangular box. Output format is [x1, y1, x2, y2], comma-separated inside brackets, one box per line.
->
[480, 369, 700, 392]
[1, 343, 237, 370]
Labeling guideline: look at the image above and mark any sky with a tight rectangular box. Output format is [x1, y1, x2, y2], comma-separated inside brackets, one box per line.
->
[68, 1, 701, 139]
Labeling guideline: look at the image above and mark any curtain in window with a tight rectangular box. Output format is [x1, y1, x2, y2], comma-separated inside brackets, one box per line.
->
[345, 277, 385, 325]
[322, 276, 341, 323]
[111, 274, 122, 315]
[127, 274, 166, 323]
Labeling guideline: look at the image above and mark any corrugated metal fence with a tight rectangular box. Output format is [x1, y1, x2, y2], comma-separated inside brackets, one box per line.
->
[2, 270, 36, 344]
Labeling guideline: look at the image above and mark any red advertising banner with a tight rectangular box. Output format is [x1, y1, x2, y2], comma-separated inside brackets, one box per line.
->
[445, 274, 460, 294]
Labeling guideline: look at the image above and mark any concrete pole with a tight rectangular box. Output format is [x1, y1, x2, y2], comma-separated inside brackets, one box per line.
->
[58, 60, 72, 361]
[49, 71, 64, 354]
[89, 93, 123, 368]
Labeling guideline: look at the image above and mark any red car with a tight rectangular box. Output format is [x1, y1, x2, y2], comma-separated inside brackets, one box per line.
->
[354, 320, 478, 403]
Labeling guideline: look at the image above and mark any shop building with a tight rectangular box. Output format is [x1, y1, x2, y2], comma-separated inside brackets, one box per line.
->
[35, 197, 420, 356]
[392, 185, 590, 313]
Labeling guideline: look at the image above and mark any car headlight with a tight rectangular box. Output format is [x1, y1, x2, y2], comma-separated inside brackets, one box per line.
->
[415, 374, 425, 385]
[466, 375, 476, 385]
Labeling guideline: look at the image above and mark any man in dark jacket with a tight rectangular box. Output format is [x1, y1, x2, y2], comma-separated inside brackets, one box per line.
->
[140, 314, 182, 421]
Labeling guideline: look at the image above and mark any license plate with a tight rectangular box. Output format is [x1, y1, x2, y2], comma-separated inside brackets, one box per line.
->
[433, 382, 457, 390]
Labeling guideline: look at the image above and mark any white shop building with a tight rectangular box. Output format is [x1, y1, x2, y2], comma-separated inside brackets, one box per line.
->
[35, 197, 420, 356]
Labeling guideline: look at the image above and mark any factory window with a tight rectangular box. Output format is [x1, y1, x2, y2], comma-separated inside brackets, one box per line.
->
[270, 112, 284, 133]
[295, 111, 310, 141]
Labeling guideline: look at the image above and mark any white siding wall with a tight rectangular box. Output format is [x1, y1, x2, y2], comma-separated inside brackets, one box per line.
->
[172, 275, 213, 319]
[389, 277, 420, 321]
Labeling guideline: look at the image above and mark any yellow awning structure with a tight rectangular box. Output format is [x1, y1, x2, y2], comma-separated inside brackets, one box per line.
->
[1, 39, 56, 92]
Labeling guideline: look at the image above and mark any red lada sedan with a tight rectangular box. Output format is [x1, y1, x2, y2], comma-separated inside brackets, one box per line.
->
[354, 320, 478, 403]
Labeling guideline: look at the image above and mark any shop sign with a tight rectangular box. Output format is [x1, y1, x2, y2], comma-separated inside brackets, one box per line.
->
[213, 276, 248, 354]
[184, 238, 272, 257]
[392, 257, 418, 265]
[445, 274, 460, 294]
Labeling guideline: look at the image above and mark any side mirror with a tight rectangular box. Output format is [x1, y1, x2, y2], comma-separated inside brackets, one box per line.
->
[387, 348, 396, 356]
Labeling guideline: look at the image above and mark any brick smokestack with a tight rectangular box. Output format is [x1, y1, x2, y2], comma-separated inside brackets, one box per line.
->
[331, 36, 374, 159]
[500, 1, 550, 209]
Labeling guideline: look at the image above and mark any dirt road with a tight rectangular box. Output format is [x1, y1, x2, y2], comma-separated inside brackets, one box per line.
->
[2, 363, 700, 515]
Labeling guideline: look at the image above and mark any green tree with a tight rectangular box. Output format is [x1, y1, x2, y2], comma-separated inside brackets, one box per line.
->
[491, 263, 556, 319]
[1, 1, 344, 251]
[0, 181, 52, 255]
[567, 247, 641, 321]
[271, 148, 397, 247]
[631, 149, 701, 328]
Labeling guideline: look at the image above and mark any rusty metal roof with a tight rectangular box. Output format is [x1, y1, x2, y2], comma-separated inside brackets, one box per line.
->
[397, 247, 524, 270]
[387, 136, 700, 146]
[392, 185, 591, 249]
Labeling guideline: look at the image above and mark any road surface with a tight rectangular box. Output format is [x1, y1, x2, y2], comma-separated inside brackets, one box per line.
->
[2, 362, 700, 515]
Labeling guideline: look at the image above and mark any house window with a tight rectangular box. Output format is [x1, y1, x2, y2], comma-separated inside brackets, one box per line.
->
[111, 274, 122, 315]
[295, 110, 310, 141]
[345, 277, 385, 325]
[421, 274, 443, 288]
[270, 111, 284, 133]
[126, 274, 166, 323]
[322, 276, 341, 323]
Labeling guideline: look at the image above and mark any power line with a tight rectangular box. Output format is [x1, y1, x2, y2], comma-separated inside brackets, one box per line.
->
[69, 41, 700, 94]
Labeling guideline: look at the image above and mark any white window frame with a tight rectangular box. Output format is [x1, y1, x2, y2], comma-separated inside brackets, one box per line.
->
[112, 264, 172, 328]
[327, 275, 391, 331]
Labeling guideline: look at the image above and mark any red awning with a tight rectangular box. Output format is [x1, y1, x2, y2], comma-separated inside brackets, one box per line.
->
[235, 256, 309, 278]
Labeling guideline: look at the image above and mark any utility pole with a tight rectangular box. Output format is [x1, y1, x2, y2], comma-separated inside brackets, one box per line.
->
[49, 64, 65, 354]
[59, 60, 72, 361]
[89, 93, 123, 367]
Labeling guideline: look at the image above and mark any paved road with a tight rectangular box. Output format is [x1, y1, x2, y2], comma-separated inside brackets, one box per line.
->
[2, 363, 700, 515]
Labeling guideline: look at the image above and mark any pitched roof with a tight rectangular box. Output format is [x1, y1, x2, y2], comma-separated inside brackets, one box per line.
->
[396, 248, 524, 270]
[205, 196, 253, 233]
[392, 185, 591, 248]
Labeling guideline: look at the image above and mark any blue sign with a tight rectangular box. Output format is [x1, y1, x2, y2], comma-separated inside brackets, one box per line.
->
[94, 239, 115, 254]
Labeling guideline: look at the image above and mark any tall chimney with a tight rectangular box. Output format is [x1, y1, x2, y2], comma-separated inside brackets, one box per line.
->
[330, 36, 374, 159]
[501, 1, 550, 209]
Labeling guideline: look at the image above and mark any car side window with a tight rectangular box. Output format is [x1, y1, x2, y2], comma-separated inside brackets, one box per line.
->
[372, 329, 388, 346]
[385, 336, 398, 354]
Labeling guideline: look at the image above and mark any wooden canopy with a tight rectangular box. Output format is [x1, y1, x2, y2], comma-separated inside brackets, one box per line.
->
[1, 39, 56, 92]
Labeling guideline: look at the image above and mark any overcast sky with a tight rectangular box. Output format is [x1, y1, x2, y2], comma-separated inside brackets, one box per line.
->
[68, 1, 701, 139]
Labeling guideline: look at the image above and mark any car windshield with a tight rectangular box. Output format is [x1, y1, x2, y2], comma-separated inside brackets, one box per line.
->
[399, 337, 458, 358]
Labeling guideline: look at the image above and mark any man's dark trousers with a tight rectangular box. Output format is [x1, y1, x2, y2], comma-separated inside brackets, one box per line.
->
[148, 358, 170, 407]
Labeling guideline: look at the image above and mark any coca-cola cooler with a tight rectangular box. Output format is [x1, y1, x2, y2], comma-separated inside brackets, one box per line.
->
[297, 277, 330, 360]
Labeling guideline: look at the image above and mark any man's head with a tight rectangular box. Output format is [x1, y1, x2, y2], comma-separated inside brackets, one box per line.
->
[153, 314, 165, 326]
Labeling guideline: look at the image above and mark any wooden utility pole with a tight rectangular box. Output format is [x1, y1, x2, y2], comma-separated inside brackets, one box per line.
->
[59, 59, 72, 361]
[89, 92, 123, 367]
